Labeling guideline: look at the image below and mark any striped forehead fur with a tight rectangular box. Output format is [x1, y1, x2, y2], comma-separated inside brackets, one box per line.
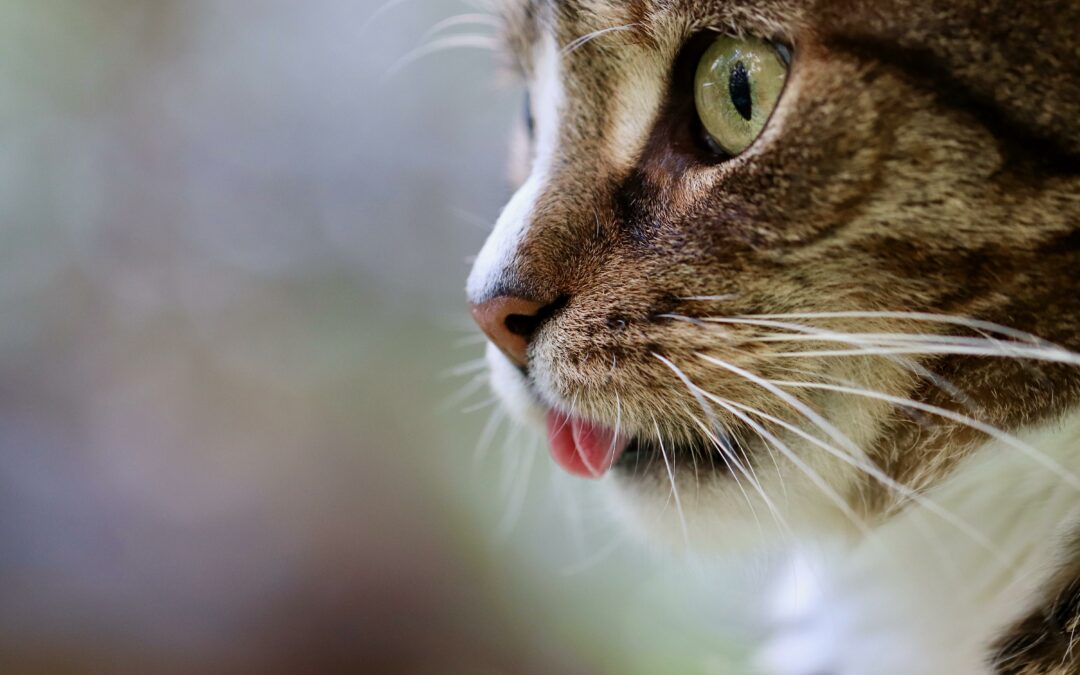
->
[492, 0, 801, 72]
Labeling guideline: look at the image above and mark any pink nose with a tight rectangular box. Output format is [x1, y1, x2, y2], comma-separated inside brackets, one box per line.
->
[470, 296, 548, 367]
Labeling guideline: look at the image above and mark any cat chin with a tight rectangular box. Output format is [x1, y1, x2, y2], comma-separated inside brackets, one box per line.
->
[603, 474, 780, 552]
[605, 457, 860, 553]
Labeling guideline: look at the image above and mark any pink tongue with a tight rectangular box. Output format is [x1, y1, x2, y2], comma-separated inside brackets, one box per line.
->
[546, 411, 628, 479]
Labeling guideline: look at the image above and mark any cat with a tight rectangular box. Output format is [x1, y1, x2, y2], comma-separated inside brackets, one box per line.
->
[465, 1, 1080, 673]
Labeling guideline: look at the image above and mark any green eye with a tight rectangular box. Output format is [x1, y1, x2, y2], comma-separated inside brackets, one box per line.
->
[694, 35, 790, 156]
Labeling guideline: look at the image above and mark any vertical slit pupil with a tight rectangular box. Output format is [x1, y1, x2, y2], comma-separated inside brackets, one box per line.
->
[729, 61, 753, 121]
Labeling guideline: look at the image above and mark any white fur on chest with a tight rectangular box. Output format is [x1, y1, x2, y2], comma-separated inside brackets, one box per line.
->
[757, 411, 1080, 675]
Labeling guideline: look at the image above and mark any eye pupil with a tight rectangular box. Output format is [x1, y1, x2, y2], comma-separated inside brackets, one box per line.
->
[728, 60, 753, 121]
[695, 35, 789, 157]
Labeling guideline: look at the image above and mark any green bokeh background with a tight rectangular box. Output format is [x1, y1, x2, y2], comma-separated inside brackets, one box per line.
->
[0, 2, 750, 672]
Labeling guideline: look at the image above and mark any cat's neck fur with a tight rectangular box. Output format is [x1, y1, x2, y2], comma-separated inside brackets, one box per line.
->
[760, 410, 1080, 675]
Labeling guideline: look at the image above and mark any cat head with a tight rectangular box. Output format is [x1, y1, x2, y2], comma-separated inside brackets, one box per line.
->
[467, 0, 1080, 546]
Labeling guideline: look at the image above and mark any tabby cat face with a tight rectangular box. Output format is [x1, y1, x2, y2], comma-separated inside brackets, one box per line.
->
[467, 0, 1080, 546]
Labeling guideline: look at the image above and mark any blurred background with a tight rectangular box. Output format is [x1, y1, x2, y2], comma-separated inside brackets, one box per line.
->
[0, 2, 751, 672]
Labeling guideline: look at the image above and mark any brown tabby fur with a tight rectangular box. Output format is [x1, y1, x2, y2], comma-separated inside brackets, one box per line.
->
[480, 1, 1080, 670]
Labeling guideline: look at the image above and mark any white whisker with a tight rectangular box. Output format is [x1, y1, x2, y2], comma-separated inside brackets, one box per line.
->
[687, 414, 768, 537]
[770, 345, 1080, 364]
[496, 435, 538, 540]
[755, 333, 1040, 347]
[655, 312, 711, 327]
[722, 397, 1004, 561]
[654, 417, 690, 545]
[680, 315, 981, 412]
[420, 13, 500, 42]
[453, 333, 488, 348]
[744, 311, 1057, 346]
[442, 357, 489, 378]
[562, 23, 640, 55]
[772, 379, 1080, 492]
[460, 397, 498, 414]
[560, 534, 626, 576]
[473, 407, 506, 463]
[385, 35, 500, 79]
[699, 316, 1078, 364]
[360, 0, 419, 34]
[497, 423, 525, 497]
[696, 353, 867, 462]
[694, 353, 1022, 573]
[697, 387, 870, 537]
[438, 372, 489, 412]
[655, 353, 792, 540]
[678, 294, 740, 303]
[613, 390, 622, 452]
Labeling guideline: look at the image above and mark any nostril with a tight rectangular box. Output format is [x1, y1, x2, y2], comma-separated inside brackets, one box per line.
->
[504, 295, 567, 339]
[470, 294, 568, 367]
[504, 313, 541, 339]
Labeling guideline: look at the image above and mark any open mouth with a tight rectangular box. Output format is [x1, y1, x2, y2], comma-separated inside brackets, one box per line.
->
[545, 410, 725, 479]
